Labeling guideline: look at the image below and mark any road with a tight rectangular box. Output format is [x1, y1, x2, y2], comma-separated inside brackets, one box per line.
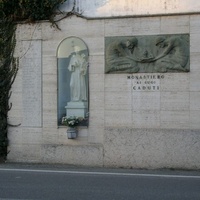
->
[0, 163, 200, 200]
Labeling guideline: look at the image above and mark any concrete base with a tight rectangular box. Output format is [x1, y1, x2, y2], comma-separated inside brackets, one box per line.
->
[65, 101, 88, 118]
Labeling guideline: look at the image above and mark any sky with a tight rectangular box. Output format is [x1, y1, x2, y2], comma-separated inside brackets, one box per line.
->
[96, 0, 200, 17]
[60, 0, 200, 17]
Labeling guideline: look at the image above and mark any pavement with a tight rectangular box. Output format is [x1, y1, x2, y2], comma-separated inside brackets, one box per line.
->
[1, 162, 200, 200]
[1, 161, 200, 176]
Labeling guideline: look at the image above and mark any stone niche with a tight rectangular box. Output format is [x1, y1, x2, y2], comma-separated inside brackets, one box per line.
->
[57, 37, 89, 125]
[105, 34, 189, 74]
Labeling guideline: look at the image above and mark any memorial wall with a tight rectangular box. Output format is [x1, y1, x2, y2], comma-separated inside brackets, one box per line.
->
[7, 0, 200, 169]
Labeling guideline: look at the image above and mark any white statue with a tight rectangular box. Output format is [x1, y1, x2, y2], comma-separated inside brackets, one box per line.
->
[68, 46, 88, 102]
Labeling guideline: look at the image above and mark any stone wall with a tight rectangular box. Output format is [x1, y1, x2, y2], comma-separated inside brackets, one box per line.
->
[7, 14, 200, 169]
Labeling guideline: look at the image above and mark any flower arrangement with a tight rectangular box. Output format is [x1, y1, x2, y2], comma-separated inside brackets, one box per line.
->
[62, 116, 83, 128]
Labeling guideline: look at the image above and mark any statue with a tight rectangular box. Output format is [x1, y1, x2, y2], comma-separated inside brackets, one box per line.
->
[68, 46, 88, 102]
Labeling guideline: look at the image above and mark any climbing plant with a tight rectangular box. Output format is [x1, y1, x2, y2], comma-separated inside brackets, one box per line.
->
[0, 19, 18, 159]
[0, 0, 65, 21]
[0, 0, 67, 160]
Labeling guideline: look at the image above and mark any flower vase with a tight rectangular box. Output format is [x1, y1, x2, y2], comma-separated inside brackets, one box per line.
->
[67, 127, 77, 139]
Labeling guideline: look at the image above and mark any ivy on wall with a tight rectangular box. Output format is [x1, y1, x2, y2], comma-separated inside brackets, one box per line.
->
[0, 0, 68, 160]
[0, 0, 65, 21]
[0, 19, 18, 159]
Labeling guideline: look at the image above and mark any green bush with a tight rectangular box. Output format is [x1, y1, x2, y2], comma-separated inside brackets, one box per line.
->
[0, 0, 65, 21]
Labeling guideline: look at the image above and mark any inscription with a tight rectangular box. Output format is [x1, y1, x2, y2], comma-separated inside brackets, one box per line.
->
[22, 41, 42, 127]
[127, 75, 164, 80]
[127, 74, 164, 91]
[133, 85, 160, 91]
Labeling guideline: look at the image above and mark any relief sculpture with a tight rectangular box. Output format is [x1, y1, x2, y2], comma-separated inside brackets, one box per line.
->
[105, 34, 189, 73]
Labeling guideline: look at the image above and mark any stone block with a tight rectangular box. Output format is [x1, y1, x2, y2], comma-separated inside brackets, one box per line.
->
[131, 17, 161, 35]
[190, 52, 200, 72]
[89, 109, 104, 127]
[87, 20, 105, 37]
[10, 70, 23, 93]
[42, 22, 58, 40]
[21, 40, 42, 58]
[43, 74, 57, 94]
[105, 110, 132, 127]
[42, 40, 60, 56]
[190, 15, 200, 34]
[190, 33, 200, 53]
[43, 113, 58, 128]
[84, 37, 104, 56]
[190, 111, 200, 129]
[104, 128, 200, 169]
[190, 92, 200, 111]
[132, 110, 160, 128]
[132, 91, 160, 111]
[160, 111, 190, 129]
[43, 56, 57, 75]
[105, 18, 135, 36]
[58, 16, 88, 38]
[42, 91, 57, 127]
[20, 128, 43, 145]
[40, 144, 103, 166]
[89, 74, 104, 92]
[105, 91, 132, 110]
[9, 92, 22, 110]
[104, 128, 165, 168]
[89, 92, 105, 110]
[190, 73, 200, 92]
[160, 74, 189, 92]
[42, 128, 59, 144]
[17, 23, 42, 40]
[105, 74, 132, 92]
[7, 111, 22, 127]
[160, 15, 189, 34]
[89, 55, 104, 74]
[163, 130, 200, 169]
[161, 92, 190, 111]
[7, 144, 42, 163]
[43, 93, 57, 110]
[8, 127, 22, 145]
[88, 126, 104, 144]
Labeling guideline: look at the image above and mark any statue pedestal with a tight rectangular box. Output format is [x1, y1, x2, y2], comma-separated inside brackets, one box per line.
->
[65, 101, 88, 118]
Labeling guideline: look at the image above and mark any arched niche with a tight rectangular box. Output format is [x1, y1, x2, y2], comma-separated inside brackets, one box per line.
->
[57, 37, 89, 126]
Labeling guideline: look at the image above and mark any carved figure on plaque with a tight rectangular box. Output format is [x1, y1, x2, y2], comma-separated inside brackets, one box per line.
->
[153, 36, 189, 72]
[105, 38, 140, 73]
[68, 46, 88, 101]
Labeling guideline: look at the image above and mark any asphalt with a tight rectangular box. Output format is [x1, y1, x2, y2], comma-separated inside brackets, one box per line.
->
[1, 161, 200, 177]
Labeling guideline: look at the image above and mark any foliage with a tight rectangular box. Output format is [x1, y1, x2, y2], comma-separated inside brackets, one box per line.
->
[0, 19, 18, 159]
[0, 0, 68, 160]
[0, 0, 65, 22]
[62, 116, 84, 128]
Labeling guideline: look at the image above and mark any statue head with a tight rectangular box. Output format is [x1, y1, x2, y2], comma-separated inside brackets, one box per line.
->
[126, 37, 138, 50]
[74, 45, 81, 53]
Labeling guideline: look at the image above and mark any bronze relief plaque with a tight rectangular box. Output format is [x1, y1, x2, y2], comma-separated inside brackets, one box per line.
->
[105, 34, 189, 73]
